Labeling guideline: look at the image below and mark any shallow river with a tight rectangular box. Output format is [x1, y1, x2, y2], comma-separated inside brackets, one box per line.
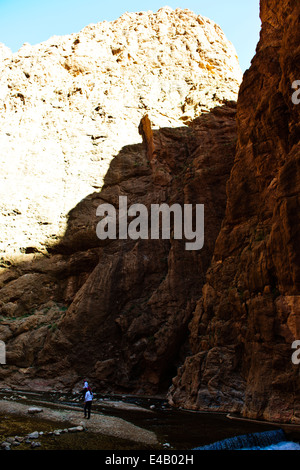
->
[1, 391, 299, 450]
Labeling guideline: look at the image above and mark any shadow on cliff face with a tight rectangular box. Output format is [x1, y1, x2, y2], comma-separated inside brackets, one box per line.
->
[0, 102, 238, 394]
[168, 0, 300, 423]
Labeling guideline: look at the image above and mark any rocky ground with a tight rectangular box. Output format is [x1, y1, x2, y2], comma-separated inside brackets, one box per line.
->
[0, 397, 160, 450]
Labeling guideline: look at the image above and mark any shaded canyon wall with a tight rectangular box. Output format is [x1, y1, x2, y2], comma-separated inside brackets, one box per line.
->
[0, 1, 298, 425]
[0, 9, 240, 393]
[169, 0, 300, 423]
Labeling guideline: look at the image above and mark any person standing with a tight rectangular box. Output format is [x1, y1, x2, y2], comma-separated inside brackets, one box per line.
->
[84, 387, 93, 419]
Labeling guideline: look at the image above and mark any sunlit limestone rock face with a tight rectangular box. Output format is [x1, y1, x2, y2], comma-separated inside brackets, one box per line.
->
[0, 7, 241, 262]
[0, 43, 12, 62]
[0, 8, 242, 393]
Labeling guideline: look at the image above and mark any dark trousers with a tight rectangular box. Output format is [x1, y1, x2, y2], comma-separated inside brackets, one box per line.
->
[84, 401, 92, 419]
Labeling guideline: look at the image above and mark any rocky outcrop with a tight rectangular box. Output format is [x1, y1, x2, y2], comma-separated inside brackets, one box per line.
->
[0, 7, 241, 265]
[168, 0, 300, 423]
[0, 103, 238, 392]
[0, 2, 298, 426]
[0, 9, 241, 392]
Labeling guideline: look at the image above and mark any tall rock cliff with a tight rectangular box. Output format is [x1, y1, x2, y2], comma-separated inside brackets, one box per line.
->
[2, 2, 297, 425]
[0, 7, 241, 263]
[169, 0, 300, 423]
[0, 9, 241, 392]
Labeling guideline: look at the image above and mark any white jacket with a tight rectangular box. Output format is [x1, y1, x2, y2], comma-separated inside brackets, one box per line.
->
[85, 390, 93, 402]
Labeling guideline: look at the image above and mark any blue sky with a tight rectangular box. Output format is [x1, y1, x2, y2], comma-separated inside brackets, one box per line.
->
[0, 0, 261, 72]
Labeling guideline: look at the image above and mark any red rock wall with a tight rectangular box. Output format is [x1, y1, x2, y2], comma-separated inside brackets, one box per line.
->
[0, 9, 241, 393]
[35, 104, 239, 393]
[0, 103, 238, 393]
[169, 0, 300, 423]
[1, 3, 299, 425]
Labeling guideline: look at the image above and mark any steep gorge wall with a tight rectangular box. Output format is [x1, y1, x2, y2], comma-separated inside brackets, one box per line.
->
[0, 104, 238, 392]
[169, 0, 300, 423]
[1, 2, 298, 425]
[0, 9, 241, 392]
[0, 7, 240, 263]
